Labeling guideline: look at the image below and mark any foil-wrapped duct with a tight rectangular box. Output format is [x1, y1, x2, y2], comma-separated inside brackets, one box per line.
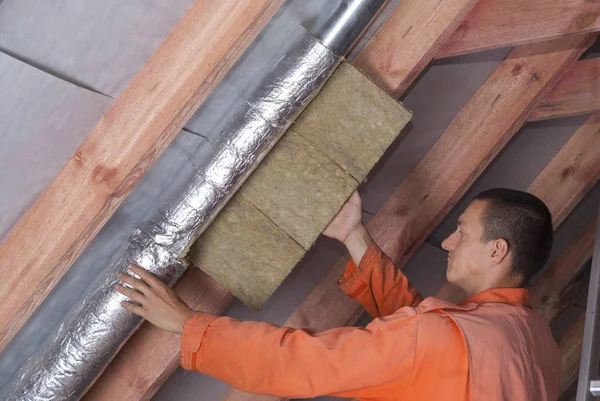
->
[4, 0, 391, 398]
[4, 31, 340, 401]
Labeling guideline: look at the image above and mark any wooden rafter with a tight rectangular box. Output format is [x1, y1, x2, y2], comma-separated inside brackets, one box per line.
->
[438, 0, 600, 58]
[0, 0, 284, 353]
[529, 58, 600, 121]
[220, 34, 596, 401]
[353, 0, 480, 97]
[528, 113, 600, 226]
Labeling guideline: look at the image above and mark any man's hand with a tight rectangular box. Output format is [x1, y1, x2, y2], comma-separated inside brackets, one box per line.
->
[323, 190, 364, 244]
[116, 265, 195, 334]
[324, 190, 372, 266]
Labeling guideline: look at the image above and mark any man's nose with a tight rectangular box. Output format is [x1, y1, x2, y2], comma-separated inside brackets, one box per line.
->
[441, 233, 456, 251]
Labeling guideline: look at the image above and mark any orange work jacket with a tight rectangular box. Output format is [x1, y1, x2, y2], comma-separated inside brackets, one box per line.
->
[181, 242, 561, 400]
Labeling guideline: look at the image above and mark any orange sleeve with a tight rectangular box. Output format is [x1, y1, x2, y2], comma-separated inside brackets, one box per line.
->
[338, 241, 423, 318]
[180, 311, 418, 399]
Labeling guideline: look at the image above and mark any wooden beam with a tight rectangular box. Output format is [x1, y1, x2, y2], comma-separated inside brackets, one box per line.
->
[83, 269, 232, 401]
[529, 58, 600, 121]
[353, 0, 480, 97]
[558, 313, 586, 393]
[438, 112, 600, 303]
[437, 0, 600, 58]
[0, 0, 283, 352]
[529, 113, 600, 227]
[220, 35, 596, 401]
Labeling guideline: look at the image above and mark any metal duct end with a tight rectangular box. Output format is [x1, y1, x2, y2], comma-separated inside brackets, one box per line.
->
[311, 0, 389, 56]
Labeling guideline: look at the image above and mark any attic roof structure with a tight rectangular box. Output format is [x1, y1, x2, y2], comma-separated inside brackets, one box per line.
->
[0, 1, 599, 400]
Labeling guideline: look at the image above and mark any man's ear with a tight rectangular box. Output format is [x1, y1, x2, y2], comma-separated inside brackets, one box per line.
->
[490, 238, 509, 265]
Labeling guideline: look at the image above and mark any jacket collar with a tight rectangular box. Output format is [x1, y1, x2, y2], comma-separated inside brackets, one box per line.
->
[459, 287, 531, 307]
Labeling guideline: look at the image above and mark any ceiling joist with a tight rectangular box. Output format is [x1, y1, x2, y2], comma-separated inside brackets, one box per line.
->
[558, 313, 586, 394]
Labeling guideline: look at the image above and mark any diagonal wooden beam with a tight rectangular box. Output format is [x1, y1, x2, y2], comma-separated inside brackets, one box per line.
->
[438, 112, 600, 303]
[353, 0, 480, 97]
[528, 113, 600, 227]
[529, 58, 600, 121]
[437, 0, 600, 59]
[0, 0, 284, 353]
[220, 34, 596, 401]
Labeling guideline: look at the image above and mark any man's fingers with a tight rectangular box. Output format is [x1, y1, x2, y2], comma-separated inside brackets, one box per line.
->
[128, 264, 163, 288]
[121, 301, 146, 318]
[118, 272, 150, 294]
[115, 284, 145, 304]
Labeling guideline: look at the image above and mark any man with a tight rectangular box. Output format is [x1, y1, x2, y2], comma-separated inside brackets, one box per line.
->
[116, 188, 560, 400]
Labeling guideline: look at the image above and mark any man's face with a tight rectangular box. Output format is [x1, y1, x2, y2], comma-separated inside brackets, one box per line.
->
[441, 200, 490, 288]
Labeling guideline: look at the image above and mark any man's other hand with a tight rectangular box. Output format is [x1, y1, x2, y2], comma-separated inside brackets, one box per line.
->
[323, 190, 364, 244]
[116, 265, 195, 334]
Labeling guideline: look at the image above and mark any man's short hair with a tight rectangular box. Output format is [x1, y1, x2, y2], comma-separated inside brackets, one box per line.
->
[473, 188, 553, 284]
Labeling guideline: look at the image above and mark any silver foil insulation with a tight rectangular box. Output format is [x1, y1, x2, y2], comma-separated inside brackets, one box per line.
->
[4, 30, 340, 401]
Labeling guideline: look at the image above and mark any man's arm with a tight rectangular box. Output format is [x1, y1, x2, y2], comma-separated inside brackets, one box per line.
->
[116, 267, 417, 399]
[179, 312, 417, 399]
[324, 191, 422, 317]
